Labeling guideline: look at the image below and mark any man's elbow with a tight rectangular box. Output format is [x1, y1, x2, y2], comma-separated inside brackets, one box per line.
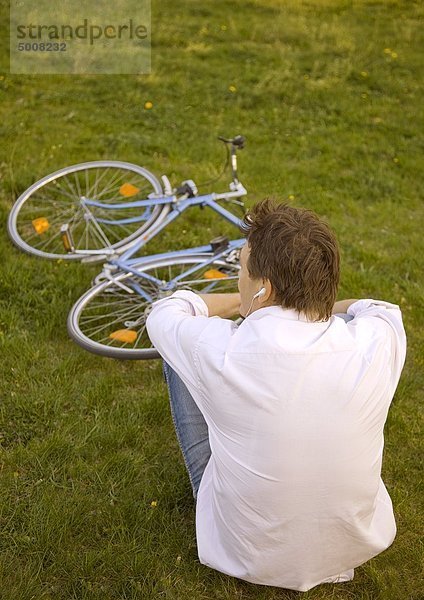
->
[145, 310, 158, 344]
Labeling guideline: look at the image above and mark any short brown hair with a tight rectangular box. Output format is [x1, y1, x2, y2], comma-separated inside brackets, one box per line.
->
[241, 199, 340, 321]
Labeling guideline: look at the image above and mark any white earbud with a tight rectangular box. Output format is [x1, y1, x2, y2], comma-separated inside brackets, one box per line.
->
[244, 287, 267, 318]
[253, 287, 266, 300]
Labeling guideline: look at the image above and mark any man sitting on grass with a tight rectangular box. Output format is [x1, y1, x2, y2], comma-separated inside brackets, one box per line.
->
[146, 199, 406, 592]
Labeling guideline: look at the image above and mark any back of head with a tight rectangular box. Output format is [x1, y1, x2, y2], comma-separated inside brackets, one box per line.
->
[241, 199, 340, 321]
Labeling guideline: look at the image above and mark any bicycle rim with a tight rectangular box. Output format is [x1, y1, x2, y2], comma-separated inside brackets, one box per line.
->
[8, 161, 167, 261]
[67, 253, 241, 359]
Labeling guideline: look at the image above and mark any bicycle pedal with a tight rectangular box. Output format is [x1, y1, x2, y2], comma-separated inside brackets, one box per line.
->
[60, 224, 75, 253]
[182, 180, 198, 197]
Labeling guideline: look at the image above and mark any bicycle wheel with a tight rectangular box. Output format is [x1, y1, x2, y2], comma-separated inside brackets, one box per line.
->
[8, 161, 167, 261]
[67, 252, 241, 359]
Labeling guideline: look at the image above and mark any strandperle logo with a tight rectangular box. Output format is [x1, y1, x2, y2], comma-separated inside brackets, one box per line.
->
[10, 0, 151, 74]
[16, 19, 148, 45]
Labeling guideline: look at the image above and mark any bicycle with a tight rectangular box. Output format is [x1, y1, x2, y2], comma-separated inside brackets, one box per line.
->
[8, 136, 247, 262]
[7, 134, 248, 360]
[67, 236, 244, 360]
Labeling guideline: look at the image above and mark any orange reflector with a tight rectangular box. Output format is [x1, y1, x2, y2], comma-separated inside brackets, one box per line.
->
[120, 183, 140, 197]
[109, 329, 137, 344]
[203, 269, 229, 279]
[32, 217, 50, 234]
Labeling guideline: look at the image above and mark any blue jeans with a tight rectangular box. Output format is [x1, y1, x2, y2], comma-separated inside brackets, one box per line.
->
[335, 313, 354, 323]
[163, 362, 211, 499]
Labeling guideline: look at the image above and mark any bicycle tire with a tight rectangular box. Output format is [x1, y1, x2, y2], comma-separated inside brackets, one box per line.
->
[8, 161, 168, 261]
[67, 252, 241, 360]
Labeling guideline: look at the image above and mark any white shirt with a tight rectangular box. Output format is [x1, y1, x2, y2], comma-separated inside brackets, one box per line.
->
[146, 293, 406, 592]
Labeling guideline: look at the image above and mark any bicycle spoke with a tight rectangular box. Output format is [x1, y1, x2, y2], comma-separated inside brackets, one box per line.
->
[93, 171, 143, 201]
[74, 170, 83, 201]
[92, 169, 129, 200]
[135, 323, 149, 348]
[80, 300, 144, 326]
[63, 173, 81, 202]
[81, 304, 144, 339]
[19, 200, 77, 223]
[84, 213, 113, 249]
[73, 218, 91, 251]
[35, 228, 64, 251]
[86, 217, 130, 245]
[42, 180, 79, 203]
[90, 167, 114, 200]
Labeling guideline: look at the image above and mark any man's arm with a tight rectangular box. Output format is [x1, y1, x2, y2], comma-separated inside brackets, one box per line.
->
[201, 295, 360, 318]
[198, 293, 241, 318]
[341, 298, 407, 387]
[332, 299, 358, 314]
[146, 291, 239, 390]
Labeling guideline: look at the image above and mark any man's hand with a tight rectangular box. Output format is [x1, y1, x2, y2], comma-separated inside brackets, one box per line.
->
[199, 293, 241, 318]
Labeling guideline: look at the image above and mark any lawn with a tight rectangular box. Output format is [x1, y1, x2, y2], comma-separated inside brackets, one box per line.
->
[0, 0, 423, 598]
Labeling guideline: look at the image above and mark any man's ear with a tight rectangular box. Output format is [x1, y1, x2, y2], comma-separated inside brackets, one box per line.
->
[257, 279, 274, 305]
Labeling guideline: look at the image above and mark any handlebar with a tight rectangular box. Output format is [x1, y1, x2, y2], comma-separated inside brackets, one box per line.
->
[218, 134, 245, 149]
[218, 134, 245, 183]
[175, 135, 245, 196]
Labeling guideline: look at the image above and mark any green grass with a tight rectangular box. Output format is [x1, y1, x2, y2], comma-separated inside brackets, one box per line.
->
[1, 0, 423, 598]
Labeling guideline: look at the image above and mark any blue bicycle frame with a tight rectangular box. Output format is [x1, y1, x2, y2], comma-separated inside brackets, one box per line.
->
[96, 237, 245, 304]
[81, 183, 247, 261]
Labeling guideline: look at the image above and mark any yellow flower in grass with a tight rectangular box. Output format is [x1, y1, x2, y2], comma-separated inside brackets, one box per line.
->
[228, 85, 237, 93]
[384, 48, 398, 59]
[144, 101, 153, 110]
[150, 500, 157, 507]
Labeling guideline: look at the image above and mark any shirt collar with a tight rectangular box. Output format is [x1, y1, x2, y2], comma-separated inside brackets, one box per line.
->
[245, 305, 324, 323]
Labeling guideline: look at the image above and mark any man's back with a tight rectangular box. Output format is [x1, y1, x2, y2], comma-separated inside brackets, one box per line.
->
[147, 293, 406, 591]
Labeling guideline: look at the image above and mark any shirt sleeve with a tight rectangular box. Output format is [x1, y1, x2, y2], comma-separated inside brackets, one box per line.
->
[347, 298, 407, 381]
[145, 290, 212, 389]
